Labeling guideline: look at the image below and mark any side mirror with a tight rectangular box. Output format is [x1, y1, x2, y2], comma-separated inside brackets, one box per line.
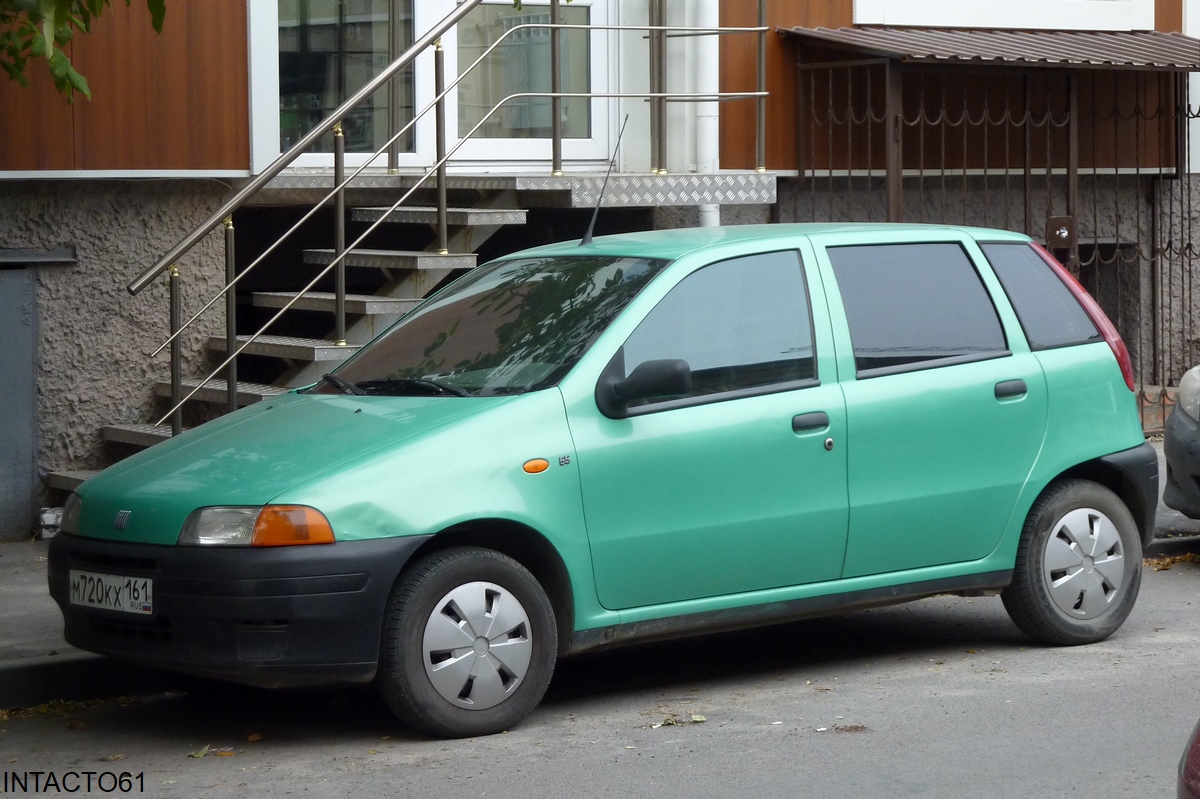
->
[615, 359, 693, 403]
[596, 358, 692, 417]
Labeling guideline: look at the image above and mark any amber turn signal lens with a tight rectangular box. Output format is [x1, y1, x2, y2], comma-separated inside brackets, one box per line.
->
[523, 459, 550, 474]
[252, 505, 335, 547]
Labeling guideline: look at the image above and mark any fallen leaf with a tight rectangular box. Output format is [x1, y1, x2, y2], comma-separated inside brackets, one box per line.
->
[1146, 553, 1199, 571]
[188, 745, 209, 759]
[0, 711, 8, 722]
[247, 733, 263, 742]
[66, 720, 87, 730]
[833, 724, 869, 733]
[368, 750, 378, 755]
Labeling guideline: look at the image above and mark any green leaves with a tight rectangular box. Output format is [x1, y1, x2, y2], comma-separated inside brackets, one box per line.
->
[0, 0, 166, 100]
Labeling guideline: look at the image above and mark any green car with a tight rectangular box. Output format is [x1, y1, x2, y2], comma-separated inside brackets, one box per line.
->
[49, 223, 1157, 738]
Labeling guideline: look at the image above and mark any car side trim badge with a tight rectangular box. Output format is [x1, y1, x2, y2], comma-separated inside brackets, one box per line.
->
[113, 510, 132, 530]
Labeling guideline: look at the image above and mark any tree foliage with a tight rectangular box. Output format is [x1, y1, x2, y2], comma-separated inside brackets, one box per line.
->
[0, 0, 165, 101]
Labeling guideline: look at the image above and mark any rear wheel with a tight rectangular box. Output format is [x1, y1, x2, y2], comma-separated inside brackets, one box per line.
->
[1001, 479, 1141, 645]
[378, 547, 557, 737]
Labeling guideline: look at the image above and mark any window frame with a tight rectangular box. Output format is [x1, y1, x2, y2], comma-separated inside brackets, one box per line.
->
[824, 240, 1012, 380]
[976, 240, 1103, 353]
[597, 248, 821, 418]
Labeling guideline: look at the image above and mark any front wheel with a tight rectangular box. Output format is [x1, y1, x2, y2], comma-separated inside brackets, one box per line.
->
[378, 547, 557, 737]
[1001, 479, 1141, 645]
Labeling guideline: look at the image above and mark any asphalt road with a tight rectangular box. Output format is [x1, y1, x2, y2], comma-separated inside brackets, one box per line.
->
[3, 536, 1199, 799]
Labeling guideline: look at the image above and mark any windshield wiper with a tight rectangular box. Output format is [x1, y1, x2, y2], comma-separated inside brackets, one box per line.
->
[322, 372, 366, 396]
[356, 377, 471, 397]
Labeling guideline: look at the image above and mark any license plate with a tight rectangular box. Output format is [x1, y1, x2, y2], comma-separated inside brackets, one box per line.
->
[69, 569, 153, 615]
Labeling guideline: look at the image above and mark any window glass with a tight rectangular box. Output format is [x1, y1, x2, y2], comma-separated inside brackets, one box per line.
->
[326, 255, 668, 397]
[457, 3, 590, 138]
[622, 251, 815, 405]
[827, 243, 1007, 375]
[278, 0, 413, 153]
[980, 243, 1101, 350]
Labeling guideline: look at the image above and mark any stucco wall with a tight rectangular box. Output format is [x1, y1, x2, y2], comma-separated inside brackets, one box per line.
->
[0, 180, 234, 487]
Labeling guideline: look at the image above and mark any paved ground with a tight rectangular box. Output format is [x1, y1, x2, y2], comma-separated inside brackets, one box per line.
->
[2, 440, 1199, 797]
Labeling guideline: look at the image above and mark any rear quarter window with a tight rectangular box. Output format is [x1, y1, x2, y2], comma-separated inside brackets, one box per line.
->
[826, 242, 1008, 377]
[979, 242, 1101, 350]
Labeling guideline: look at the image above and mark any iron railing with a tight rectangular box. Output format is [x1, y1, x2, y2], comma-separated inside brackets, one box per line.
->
[131, 0, 769, 432]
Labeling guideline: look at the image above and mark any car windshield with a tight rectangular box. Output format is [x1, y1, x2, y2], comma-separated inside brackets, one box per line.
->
[313, 254, 669, 397]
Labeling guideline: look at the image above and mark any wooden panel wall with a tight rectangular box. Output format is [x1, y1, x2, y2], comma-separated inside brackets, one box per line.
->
[0, 42, 77, 170]
[720, 0, 853, 169]
[0, 0, 249, 171]
[1156, 0, 1184, 33]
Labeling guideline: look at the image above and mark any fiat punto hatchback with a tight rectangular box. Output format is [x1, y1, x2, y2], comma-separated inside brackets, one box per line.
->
[50, 224, 1157, 737]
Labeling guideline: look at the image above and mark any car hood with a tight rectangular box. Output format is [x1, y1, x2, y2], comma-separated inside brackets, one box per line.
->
[74, 391, 512, 545]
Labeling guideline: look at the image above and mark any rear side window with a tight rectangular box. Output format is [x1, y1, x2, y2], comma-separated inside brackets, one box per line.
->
[622, 250, 815, 406]
[827, 243, 1008, 377]
[980, 243, 1101, 350]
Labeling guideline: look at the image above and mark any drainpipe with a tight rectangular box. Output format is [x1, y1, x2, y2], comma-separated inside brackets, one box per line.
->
[696, 0, 720, 227]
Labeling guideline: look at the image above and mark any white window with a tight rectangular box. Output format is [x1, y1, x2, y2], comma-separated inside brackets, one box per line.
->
[853, 0, 1155, 31]
[248, 0, 613, 172]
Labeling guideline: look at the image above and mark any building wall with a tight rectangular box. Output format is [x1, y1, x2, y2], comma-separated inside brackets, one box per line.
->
[0, 0, 250, 172]
[0, 182, 234, 483]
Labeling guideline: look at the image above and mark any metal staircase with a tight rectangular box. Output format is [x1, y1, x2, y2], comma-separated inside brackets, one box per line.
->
[45, 0, 774, 493]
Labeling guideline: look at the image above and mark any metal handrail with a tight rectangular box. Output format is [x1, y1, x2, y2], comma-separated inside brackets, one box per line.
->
[154, 88, 766, 425]
[142, 9, 772, 427]
[149, 20, 770, 359]
[126, 0, 487, 296]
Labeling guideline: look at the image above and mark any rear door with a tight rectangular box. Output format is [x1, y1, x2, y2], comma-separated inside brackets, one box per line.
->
[815, 236, 1048, 578]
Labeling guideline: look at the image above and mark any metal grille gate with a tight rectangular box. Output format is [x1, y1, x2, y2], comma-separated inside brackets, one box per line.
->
[791, 60, 1199, 432]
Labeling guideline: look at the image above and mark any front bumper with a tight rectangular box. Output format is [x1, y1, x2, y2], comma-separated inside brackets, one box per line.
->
[48, 533, 431, 688]
[1165, 407, 1200, 520]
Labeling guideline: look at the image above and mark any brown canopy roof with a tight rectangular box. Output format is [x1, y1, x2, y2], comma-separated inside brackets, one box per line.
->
[781, 26, 1200, 71]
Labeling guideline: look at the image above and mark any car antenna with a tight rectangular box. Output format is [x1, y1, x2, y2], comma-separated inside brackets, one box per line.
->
[581, 114, 631, 247]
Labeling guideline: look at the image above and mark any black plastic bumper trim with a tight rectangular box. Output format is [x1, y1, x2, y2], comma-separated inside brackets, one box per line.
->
[48, 534, 432, 688]
[1098, 441, 1160, 546]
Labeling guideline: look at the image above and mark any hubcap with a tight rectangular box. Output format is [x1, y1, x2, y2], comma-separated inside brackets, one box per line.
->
[422, 581, 533, 710]
[1042, 507, 1125, 619]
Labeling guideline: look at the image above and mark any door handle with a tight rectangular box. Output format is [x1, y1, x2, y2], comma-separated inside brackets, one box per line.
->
[792, 412, 830, 432]
[995, 379, 1027, 399]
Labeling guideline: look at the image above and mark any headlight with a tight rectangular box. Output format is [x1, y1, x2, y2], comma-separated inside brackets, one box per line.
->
[179, 507, 260, 546]
[61, 493, 81, 535]
[1180, 366, 1200, 421]
[178, 505, 335, 547]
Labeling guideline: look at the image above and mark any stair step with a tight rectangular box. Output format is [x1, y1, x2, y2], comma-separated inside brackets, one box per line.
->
[101, 423, 184, 448]
[208, 334, 360, 362]
[154, 378, 288, 406]
[252, 291, 422, 316]
[351, 206, 527, 226]
[46, 470, 101, 492]
[303, 248, 477, 271]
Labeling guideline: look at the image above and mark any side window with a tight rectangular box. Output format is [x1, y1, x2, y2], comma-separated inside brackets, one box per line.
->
[827, 243, 1008, 377]
[980, 243, 1101, 350]
[622, 250, 815, 406]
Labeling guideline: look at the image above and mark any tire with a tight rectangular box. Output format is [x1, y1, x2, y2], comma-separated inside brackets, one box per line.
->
[378, 546, 557, 738]
[1001, 479, 1142, 646]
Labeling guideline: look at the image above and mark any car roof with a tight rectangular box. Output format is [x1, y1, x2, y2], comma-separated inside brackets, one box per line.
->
[508, 223, 1032, 262]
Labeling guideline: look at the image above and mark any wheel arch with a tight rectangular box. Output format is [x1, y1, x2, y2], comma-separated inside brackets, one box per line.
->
[1054, 454, 1153, 546]
[406, 519, 576, 655]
